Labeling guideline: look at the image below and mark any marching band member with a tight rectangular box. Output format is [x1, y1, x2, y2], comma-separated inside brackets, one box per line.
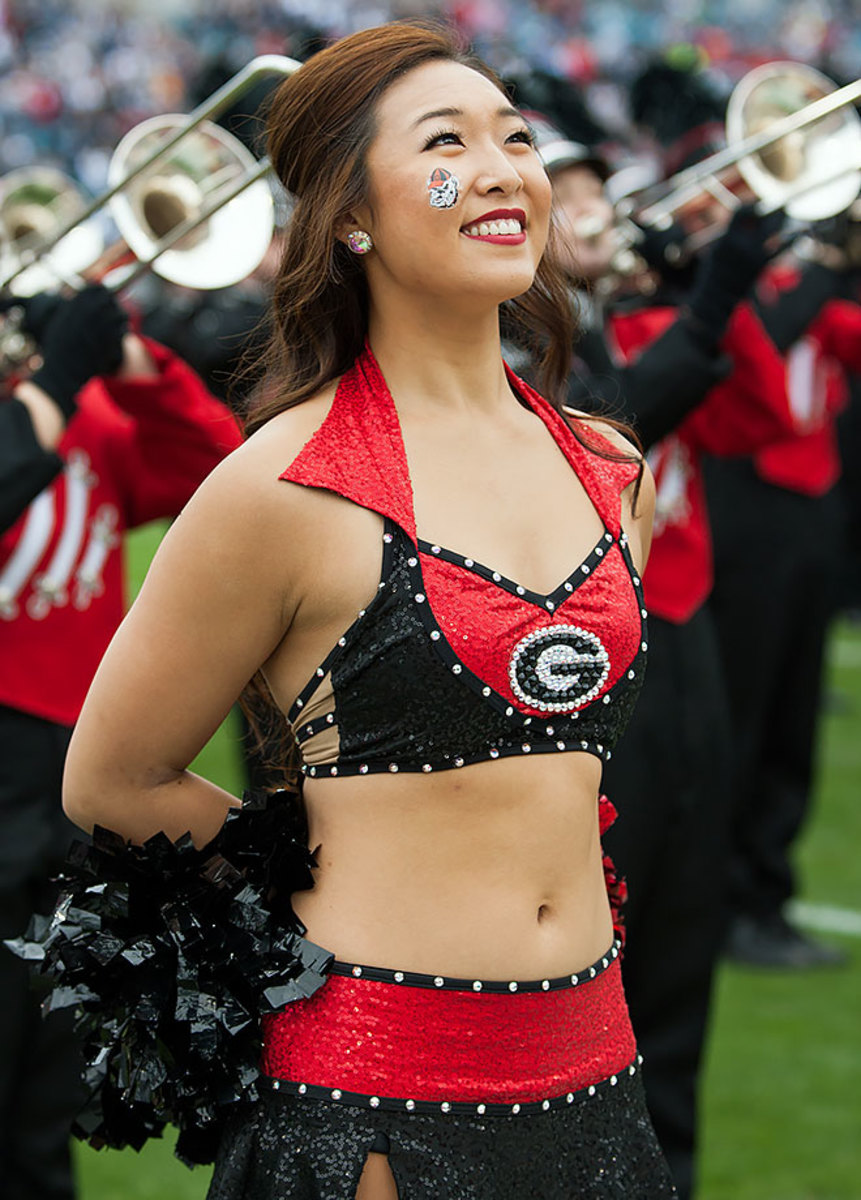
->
[534, 98, 796, 1197]
[0, 283, 241, 1200]
[709, 247, 861, 967]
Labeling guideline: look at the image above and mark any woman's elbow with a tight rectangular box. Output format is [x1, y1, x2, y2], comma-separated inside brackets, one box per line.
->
[62, 729, 118, 832]
[62, 761, 99, 832]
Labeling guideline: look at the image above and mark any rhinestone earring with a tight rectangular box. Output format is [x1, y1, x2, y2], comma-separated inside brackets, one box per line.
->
[347, 230, 374, 255]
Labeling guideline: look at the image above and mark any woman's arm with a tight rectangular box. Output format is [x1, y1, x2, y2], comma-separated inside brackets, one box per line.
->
[63, 435, 303, 847]
[624, 457, 655, 575]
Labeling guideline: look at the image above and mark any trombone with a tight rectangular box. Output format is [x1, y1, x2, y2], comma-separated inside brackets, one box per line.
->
[615, 62, 861, 261]
[0, 54, 301, 298]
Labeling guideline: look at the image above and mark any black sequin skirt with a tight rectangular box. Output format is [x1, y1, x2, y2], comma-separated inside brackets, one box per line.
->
[208, 1071, 675, 1198]
[207, 942, 676, 1198]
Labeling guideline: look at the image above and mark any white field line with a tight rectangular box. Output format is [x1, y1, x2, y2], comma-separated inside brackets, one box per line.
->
[788, 900, 861, 939]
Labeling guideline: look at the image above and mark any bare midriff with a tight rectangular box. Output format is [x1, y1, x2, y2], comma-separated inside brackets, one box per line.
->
[290, 749, 614, 980]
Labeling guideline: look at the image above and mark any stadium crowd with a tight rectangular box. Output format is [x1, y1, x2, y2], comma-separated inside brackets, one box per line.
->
[1, 0, 861, 191]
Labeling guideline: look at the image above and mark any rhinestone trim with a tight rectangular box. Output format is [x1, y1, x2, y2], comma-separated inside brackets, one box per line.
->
[261, 1055, 639, 1117]
[328, 940, 620, 993]
[294, 519, 646, 778]
[300, 736, 617, 777]
[415, 528, 614, 610]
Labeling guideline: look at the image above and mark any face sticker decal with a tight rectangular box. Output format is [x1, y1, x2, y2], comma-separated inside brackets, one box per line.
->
[427, 167, 460, 209]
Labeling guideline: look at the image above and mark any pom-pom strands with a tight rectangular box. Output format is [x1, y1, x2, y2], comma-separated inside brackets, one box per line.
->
[598, 794, 628, 949]
[5, 789, 332, 1166]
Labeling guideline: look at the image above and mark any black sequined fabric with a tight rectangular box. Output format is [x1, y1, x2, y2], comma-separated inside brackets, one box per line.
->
[207, 1070, 677, 1198]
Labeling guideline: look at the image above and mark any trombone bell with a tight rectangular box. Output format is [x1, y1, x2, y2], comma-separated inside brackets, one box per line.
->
[107, 115, 274, 290]
[0, 167, 103, 295]
[727, 62, 861, 222]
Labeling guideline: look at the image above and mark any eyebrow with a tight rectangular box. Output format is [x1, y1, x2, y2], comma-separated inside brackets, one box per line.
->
[411, 104, 523, 129]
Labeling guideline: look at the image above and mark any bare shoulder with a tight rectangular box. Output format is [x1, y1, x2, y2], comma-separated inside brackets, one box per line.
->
[631, 455, 655, 518]
[242, 383, 339, 467]
[561, 405, 643, 462]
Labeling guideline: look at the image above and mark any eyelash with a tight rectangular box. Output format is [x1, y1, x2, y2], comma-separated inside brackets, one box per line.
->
[422, 127, 535, 150]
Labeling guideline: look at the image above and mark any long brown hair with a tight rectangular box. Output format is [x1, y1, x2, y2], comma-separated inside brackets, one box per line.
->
[243, 20, 579, 433]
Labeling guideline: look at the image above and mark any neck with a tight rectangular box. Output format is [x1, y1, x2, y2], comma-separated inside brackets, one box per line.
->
[366, 293, 514, 419]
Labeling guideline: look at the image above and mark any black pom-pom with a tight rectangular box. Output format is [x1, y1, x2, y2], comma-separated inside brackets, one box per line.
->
[5, 789, 332, 1166]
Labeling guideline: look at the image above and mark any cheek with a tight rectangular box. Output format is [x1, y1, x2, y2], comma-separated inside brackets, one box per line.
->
[531, 173, 553, 237]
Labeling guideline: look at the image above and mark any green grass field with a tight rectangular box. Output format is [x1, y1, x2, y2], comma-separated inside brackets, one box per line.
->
[73, 524, 861, 1199]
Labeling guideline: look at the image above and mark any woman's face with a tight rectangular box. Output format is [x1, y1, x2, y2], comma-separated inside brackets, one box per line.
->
[551, 164, 617, 283]
[353, 60, 551, 309]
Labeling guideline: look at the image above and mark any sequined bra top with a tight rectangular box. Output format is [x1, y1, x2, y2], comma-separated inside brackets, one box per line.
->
[281, 345, 648, 779]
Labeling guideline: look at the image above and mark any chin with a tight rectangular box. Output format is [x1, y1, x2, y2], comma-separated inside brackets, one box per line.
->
[487, 260, 542, 303]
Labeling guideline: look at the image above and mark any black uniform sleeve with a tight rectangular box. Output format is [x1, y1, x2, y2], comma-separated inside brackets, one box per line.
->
[568, 316, 732, 451]
[0, 398, 64, 532]
[754, 262, 846, 354]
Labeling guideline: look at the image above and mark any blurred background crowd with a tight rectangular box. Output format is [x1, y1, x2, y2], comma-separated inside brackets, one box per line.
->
[2, 0, 861, 193]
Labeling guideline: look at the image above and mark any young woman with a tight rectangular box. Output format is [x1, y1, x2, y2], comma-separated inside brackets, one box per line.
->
[62, 23, 673, 1200]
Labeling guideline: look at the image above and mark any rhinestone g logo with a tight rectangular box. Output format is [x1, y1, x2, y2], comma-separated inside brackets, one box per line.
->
[508, 625, 610, 712]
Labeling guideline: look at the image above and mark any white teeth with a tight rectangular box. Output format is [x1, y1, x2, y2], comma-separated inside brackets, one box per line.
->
[463, 218, 523, 237]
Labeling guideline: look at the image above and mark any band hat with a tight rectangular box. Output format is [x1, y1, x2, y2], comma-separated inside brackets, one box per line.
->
[628, 55, 728, 178]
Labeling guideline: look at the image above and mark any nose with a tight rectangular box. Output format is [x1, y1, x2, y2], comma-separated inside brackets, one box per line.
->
[473, 143, 524, 198]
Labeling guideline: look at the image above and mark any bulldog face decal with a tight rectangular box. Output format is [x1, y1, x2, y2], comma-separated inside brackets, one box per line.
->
[427, 167, 460, 209]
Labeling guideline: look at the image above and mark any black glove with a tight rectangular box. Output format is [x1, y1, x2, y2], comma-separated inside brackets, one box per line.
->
[16, 291, 64, 340]
[28, 285, 128, 420]
[630, 217, 692, 276]
[686, 204, 786, 343]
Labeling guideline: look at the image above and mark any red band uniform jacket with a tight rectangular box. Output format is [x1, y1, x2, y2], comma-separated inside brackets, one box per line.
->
[0, 339, 243, 727]
[608, 303, 795, 624]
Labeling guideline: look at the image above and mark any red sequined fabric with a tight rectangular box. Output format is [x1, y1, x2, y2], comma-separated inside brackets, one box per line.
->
[280, 341, 637, 557]
[261, 956, 635, 1104]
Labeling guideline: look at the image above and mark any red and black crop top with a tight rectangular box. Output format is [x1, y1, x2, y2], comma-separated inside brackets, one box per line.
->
[281, 344, 647, 778]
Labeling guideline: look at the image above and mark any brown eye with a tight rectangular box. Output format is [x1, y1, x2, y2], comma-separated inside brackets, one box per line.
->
[423, 129, 463, 150]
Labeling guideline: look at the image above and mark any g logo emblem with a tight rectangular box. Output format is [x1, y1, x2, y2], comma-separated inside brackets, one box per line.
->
[509, 625, 610, 712]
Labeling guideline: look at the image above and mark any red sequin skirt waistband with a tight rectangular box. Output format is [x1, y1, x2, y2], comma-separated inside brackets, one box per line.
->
[261, 942, 637, 1110]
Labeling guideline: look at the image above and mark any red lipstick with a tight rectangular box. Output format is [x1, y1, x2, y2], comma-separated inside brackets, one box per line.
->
[464, 207, 527, 226]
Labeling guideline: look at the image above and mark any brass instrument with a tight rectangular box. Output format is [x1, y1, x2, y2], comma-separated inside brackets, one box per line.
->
[0, 55, 301, 370]
[1, 54, 300, 297]
[0, 167, 104, 296]
[725, 62, 861, 222]
[626, 63, 861, 247]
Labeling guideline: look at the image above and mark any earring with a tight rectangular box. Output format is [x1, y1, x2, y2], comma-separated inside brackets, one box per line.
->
[347, 230, 374, 255]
